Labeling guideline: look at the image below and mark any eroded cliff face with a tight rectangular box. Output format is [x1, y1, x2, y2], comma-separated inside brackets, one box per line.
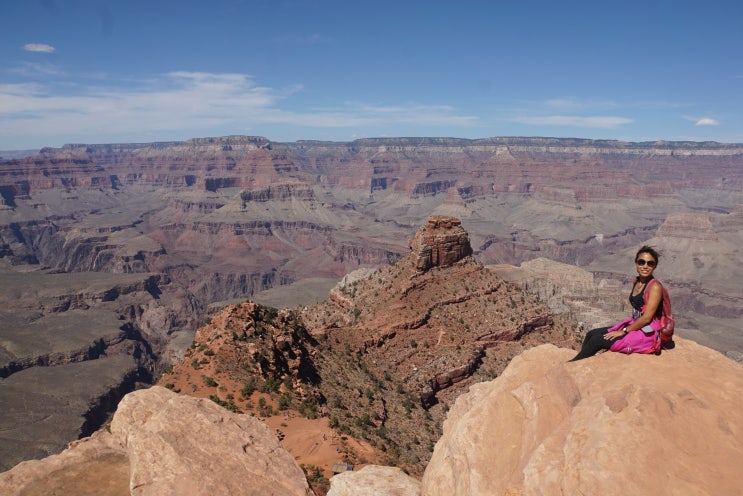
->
[408, 216, 473, 271]
[2, 136, 741, 338]
[0, 264, 178, 472]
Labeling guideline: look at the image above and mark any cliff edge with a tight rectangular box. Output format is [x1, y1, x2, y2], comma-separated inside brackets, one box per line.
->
[422, 338, 743, 496]
[3, 338, 741, 495]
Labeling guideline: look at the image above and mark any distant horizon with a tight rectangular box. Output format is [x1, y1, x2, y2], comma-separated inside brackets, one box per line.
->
[4, 133, 743, 155]
[3, 1, 741, 150]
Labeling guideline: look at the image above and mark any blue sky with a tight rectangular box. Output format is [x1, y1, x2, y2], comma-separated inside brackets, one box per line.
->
[1, 0, 742, 150]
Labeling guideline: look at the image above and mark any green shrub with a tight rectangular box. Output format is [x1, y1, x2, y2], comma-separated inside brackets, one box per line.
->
[241, 378, 257, 398]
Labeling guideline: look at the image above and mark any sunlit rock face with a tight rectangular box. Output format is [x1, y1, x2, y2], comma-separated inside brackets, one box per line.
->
[422, 340, 743, 496]
[0, 386, 312, 496]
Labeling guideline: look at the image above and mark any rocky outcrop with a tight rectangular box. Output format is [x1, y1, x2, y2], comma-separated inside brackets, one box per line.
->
[0, 386, 312, 496]
[5, 339, 740, 496]
[240, 183, 316, 204]
[328, 465, 421, 496]
[298, 218, 565, 473]
[656, 212, 718, 240]
[421, 339, 743, 496]
[408, 216, 473, 272]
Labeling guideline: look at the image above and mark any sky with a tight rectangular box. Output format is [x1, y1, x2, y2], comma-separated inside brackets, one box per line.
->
[1, 0, 742, 150]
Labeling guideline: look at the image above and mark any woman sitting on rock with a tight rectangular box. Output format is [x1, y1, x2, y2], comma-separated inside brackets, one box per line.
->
[570, 246, 663, 361]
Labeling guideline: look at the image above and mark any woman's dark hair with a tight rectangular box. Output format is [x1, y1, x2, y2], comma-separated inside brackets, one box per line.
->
[635, 245, 660, 264]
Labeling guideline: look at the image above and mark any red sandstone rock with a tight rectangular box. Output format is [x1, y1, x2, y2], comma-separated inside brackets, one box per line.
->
[408, 216, 473, 271]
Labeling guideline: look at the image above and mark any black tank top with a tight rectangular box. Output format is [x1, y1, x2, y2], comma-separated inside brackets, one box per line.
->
[629, 291, 644, 314]
[629, 277, 662, 320]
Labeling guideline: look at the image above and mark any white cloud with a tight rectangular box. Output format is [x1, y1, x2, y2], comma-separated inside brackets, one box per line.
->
[23, 43, 56, 53]
[514, 115, 633, 129]
[695, 117, 720, 126]
[0, 71, 478, 148]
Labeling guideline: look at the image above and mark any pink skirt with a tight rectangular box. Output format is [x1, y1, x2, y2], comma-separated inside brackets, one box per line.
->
[606, 317, 660, 355]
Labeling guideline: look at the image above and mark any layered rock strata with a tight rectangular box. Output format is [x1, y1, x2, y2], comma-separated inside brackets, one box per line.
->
[408, 216, 473, 271]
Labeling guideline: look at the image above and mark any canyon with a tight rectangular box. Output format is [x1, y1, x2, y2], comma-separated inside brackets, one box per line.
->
[1, 136, 742, 473]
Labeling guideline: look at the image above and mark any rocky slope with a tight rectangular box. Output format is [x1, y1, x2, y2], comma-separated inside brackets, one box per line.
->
[156, 217, 578, 479]
[3, 338, 740, 495]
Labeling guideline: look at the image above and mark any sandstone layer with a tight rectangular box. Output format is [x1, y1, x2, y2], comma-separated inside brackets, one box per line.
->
[421, 340, 743, 496]
[0, 386, 312, 496]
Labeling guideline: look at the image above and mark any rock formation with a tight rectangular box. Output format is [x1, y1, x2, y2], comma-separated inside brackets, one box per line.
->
[421, 339, 743, 496]
[408, 216, 473, 271]
[146, 217, 575, 479]
[488, 257, 629, 332]
[4, 337, 741, 496]
[0, 265, 167, 472]
[327, 465, 421, 496]
[0, 386, 312, 496]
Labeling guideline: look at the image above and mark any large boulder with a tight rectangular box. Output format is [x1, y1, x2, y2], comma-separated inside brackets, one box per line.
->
[422, 339, 743, 495]
[328, 465, 421, 496]
[0, 386, 311, 496]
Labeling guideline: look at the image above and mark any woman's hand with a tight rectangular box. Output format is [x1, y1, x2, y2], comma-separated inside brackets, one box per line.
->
[604, 329, 626, 341]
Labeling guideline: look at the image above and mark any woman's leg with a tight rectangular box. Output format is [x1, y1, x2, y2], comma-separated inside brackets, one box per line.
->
[570, 326, 612, 361]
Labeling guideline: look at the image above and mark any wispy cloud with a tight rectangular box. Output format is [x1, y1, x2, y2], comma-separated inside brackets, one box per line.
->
[9, 61, 65, 77]
[0, 71, 477, 147]
[272, 33, 330, 45]
[509, 97, 632, 130]
[23, 43, 56, 53]
[695, 117, 720, 126]
[513, 115, 633, 129]
[544, 97, 618, 111]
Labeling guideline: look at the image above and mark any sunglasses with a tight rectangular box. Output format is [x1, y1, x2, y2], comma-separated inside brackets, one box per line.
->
[636, 259, 656, 267]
